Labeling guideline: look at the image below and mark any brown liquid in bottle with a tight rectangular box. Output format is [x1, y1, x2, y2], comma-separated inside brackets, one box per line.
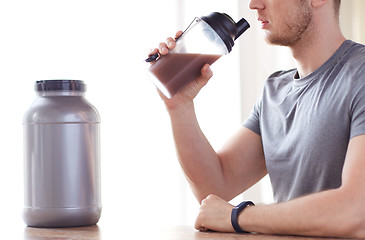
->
[149, 53, 221, 98]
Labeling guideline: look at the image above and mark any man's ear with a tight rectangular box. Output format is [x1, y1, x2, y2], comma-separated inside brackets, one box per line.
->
[311, 0, 328, 8]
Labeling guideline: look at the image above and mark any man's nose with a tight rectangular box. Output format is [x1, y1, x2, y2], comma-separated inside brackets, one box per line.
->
[249, 0, 264, 10]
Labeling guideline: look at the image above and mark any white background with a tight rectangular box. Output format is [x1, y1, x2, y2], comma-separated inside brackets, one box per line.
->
[0, 0, 248, 235]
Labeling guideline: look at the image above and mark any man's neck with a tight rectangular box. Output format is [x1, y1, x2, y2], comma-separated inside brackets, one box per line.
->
[290, 17, 346, 79]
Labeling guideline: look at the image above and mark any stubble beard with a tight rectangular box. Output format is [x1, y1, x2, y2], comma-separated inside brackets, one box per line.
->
[265, 1, 313, 47]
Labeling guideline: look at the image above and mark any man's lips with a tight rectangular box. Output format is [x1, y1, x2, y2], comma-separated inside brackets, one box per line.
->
[258, 17, 269, 23]
[258, 18, 270, 28]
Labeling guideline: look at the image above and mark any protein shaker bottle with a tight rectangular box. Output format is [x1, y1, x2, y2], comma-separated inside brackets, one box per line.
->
[23, 80, 101, 227]
[146, 12, 250, 98]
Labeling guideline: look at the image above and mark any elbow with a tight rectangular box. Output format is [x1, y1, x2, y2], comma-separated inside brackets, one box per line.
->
[321, 211, 365, 238]
[326, 208, 365, 239]
[345, 216, 365, 239]
[324, 187, 365, 238]
[336, 189, 365, 238]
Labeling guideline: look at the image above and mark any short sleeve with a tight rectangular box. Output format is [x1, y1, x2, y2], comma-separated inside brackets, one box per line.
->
[243, 96, 262, 136]
[350, 69, 365, 139]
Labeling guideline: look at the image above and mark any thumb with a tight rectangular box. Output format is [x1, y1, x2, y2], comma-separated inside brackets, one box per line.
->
[198, 64, 213, 87]
[202, 64, 213, 79]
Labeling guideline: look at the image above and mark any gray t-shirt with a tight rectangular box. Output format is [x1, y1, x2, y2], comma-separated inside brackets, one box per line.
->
[243, 40, 365, 202]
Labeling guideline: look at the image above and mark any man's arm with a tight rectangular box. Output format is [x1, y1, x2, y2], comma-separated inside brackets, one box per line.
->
[195, 134, 365, 238]
[169, 104, 267, 202]
[153, 33, 267, 203]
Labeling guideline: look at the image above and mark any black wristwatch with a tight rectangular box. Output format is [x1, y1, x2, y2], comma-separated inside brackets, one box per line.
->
[231, 201, 255, 233]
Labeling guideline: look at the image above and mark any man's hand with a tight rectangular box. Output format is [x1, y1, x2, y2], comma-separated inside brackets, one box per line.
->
[194, 194, 236, 233]
[148, 31, 213, 110]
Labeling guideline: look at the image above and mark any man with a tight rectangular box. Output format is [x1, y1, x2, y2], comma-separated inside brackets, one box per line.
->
[150, 0, 365, 238]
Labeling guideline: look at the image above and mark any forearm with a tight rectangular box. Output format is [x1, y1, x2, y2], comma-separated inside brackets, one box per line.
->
[167, 102, 226, 202]
[240, 187, 365, 238]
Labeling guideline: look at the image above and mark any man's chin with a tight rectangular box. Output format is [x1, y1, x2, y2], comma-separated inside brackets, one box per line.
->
[264, 34, 291, 47]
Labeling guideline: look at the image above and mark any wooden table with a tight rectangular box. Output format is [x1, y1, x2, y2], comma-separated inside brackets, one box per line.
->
[22, 225, 347, 240]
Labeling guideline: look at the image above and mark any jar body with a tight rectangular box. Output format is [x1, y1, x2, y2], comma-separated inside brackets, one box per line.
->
[23, 83, 101, 227]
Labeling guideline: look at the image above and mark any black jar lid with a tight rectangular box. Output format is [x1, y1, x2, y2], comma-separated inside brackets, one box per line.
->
[201, 12, 250, 52]
[35, 80, 86, 92]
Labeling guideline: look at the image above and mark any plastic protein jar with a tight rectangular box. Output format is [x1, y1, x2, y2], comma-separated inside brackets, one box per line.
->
[23, 80, 101, 227]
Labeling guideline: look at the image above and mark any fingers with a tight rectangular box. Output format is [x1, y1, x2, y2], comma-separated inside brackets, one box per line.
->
[155, 38, 173, 55]
[196, 226, 209, 232]
[195, 214, 209, 232]
[148, 48, 159, 56]
[175, 30, 183, 39]
[195, 195, 216, 232]
[149, 30, 182, 59]
[195, 194, 236, 233]
[158, 42, 169, 55]
[166, 37, 176, 49]
[155, 31, 181, 56]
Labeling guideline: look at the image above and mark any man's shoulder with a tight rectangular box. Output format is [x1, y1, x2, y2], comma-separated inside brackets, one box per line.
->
[348, 40, 365, 51]
[267, 69, 297, 80]
[343, 40, 365, 65]
[340, 40, 365, 79]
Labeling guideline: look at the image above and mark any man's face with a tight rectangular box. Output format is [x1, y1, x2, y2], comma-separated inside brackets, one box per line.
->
[249, 0, 313, 47]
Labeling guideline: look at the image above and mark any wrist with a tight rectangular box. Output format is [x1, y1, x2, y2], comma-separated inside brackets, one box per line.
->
[165, 98, 195, 114]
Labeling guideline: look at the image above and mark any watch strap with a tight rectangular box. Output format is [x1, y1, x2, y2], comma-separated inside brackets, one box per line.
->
[231, 201, 254, 233]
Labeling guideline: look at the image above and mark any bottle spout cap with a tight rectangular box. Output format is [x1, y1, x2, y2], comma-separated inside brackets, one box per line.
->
[235, 18, 250, 40]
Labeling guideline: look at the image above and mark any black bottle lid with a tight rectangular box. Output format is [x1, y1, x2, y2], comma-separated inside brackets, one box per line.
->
[35, 80, 86, 92]
[201, 12, 250, 52]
